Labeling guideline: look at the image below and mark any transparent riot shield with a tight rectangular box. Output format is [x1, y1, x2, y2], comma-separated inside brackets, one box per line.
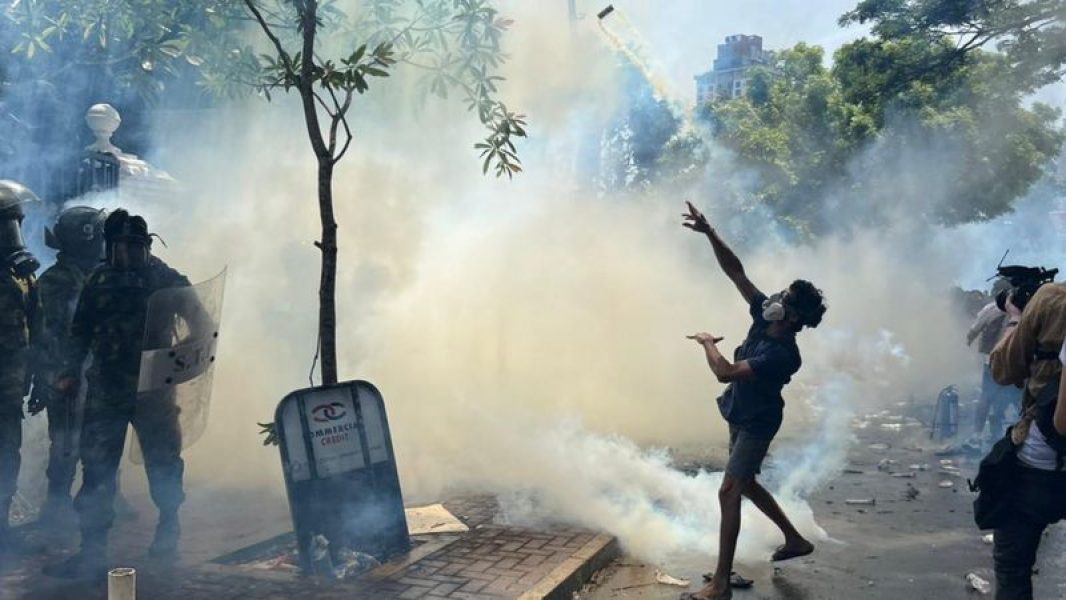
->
[129, 269, 226, 461]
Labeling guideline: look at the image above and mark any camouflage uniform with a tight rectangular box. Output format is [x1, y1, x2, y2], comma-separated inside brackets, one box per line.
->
[0, 265, 38, 530]
[34, 254, 93, 502]
[0, 180, 41, 547]
[67, 256, 189, 547]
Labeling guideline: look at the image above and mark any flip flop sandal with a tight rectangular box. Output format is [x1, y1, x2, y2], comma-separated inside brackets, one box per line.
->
[680, 591, 733, 600]
[771, 544, 815, 562]
[700, 571, 754, 589]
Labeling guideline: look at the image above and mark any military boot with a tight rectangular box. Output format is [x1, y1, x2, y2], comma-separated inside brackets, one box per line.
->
[42, 535, 107, 580]
[0, 497, 23, 554]
[148, 511, 179, 560]
[37, 493, 76, 527]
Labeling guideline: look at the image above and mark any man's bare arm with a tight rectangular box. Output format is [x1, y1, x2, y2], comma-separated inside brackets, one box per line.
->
[683, 202, 762, 304]
[688, 333, 755, 383]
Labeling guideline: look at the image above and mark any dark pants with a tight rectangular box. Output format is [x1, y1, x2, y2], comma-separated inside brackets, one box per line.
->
[993, 466, 1066, 600]
[74, 386, 184, 546]
[0, 407, 20, 522]
[45, 396, 79, 499]
[0, 360, 27, 525]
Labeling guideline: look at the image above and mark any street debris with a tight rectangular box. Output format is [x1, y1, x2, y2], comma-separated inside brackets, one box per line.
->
[654, 570, 690, 587]
[869, 443, 891, 452]
[983, 534, 994, 545]
[845, 498, 877, 506]
[909, 464, 930, 471]
[904, 484, 920, 501]
[877, 458, 897, 471]
[966, 573, 992, 595]
[333, 549, 381, 580]
[246, 552, 300, 573]
[406, 504, 469, 534]
[939, 481, 955, 489]
[892, 472, 916, 479]
[843, 468, 864, 474]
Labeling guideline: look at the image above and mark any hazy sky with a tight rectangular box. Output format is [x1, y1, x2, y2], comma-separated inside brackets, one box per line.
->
[573, 0, 867, 99]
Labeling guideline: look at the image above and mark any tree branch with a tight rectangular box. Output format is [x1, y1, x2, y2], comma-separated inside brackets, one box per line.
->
[332, 91, 355, 164]
[242, 0, 293, 70]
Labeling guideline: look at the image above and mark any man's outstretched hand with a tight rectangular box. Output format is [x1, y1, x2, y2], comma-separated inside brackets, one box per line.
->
[688, 332, 724, 346]
[683, 201, 712, 234]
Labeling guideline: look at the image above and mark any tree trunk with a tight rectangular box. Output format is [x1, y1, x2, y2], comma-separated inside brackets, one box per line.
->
[317, 158, 339, 385]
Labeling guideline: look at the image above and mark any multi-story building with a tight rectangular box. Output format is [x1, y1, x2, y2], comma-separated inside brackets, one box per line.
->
[694, 34, 771, 105]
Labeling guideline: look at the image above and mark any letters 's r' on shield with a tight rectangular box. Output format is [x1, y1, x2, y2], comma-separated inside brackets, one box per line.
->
[275, 381, 410, 573]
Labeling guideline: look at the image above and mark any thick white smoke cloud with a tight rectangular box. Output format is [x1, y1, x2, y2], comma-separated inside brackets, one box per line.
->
[18, 1, 1049, 565]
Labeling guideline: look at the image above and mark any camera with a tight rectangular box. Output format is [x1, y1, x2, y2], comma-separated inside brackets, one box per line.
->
[995, 265, 1058, 313]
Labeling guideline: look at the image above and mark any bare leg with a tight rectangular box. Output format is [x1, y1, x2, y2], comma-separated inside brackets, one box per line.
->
[742, 480, 809, 548]
[692, 475, 745, 599]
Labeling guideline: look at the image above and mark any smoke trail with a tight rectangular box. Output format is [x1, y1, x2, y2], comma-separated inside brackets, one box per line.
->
[596, 8, 692, 129]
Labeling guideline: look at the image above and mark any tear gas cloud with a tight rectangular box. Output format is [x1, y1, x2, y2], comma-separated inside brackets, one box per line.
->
[16, 2, 1059, 564]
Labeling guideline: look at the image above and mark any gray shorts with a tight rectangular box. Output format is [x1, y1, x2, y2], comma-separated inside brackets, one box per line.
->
[726, 425, 774, 480]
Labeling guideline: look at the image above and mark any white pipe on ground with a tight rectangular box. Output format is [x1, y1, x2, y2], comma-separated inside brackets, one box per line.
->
[108, 567, 136, 600]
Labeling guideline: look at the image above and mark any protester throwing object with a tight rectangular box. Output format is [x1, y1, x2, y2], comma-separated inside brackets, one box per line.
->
[680, 201, 826, 600]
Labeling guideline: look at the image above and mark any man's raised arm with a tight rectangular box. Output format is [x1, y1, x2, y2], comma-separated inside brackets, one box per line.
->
[683, 201, 762, 304]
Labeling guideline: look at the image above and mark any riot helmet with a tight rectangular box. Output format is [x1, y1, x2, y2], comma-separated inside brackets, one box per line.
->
[0, 180, 41, 276]
[0, 179, 40, 250]
[103, 209, 151, 271]
[46, 206, 107, 263]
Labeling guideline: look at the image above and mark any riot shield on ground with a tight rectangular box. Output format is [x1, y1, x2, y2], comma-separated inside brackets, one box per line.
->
[132, 269, 226, 456]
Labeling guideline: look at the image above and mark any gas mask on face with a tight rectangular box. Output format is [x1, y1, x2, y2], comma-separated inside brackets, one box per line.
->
[0, 216, 39, 277]
[761, 291, 789, 322]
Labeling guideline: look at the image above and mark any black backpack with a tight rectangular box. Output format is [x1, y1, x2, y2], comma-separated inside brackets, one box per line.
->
[971, 377, 1066, 530]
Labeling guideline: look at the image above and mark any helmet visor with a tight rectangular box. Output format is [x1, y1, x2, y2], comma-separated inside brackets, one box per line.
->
[0, 219, 25, 251]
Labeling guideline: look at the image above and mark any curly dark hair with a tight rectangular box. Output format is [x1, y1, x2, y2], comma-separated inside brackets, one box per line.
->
[787, 279, 827, 332]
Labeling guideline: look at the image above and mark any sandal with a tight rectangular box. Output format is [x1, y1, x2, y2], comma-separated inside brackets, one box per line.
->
[700, 571, 754, 589]
[680, 591, 733, 600]
[771, 542, 815, 562]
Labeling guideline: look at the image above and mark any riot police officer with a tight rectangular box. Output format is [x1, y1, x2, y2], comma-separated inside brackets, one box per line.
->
[0, 180, 41, 553]
[46, 209, 190, 578]
[28, 207, 107, 525]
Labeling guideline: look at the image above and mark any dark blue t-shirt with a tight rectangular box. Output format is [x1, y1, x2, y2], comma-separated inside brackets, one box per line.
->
[716, 293, 802, 437]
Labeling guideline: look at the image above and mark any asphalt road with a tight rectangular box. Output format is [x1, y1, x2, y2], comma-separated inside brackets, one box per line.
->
[582, 416, 1066, 600]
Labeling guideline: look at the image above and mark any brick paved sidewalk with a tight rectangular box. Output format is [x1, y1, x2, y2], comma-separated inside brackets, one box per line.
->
[2, 496, 618, 600]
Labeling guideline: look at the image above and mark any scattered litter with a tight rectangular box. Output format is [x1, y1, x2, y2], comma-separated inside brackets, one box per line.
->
[939, 481, 955, 489]
[406, 504, 469, 534]
[877, 458, 897, 471]
[892, 472, 916, 479]
[310, 534, 330, 562]
[869, 443, 891, 452]
[880, 423, 903, 431]
[904, 484, 920, 501]
[966, 573, 992, 595]
[909, 464, 930, 471]
[939, 459, 955, 467]
[333, 549, 381, 580]
[843, 468, 864, 475]
[654, 570, 690, 587]
[845, 498, 877, 506]
[982, 534, 994, 545]
[246, 552, 300, 572]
